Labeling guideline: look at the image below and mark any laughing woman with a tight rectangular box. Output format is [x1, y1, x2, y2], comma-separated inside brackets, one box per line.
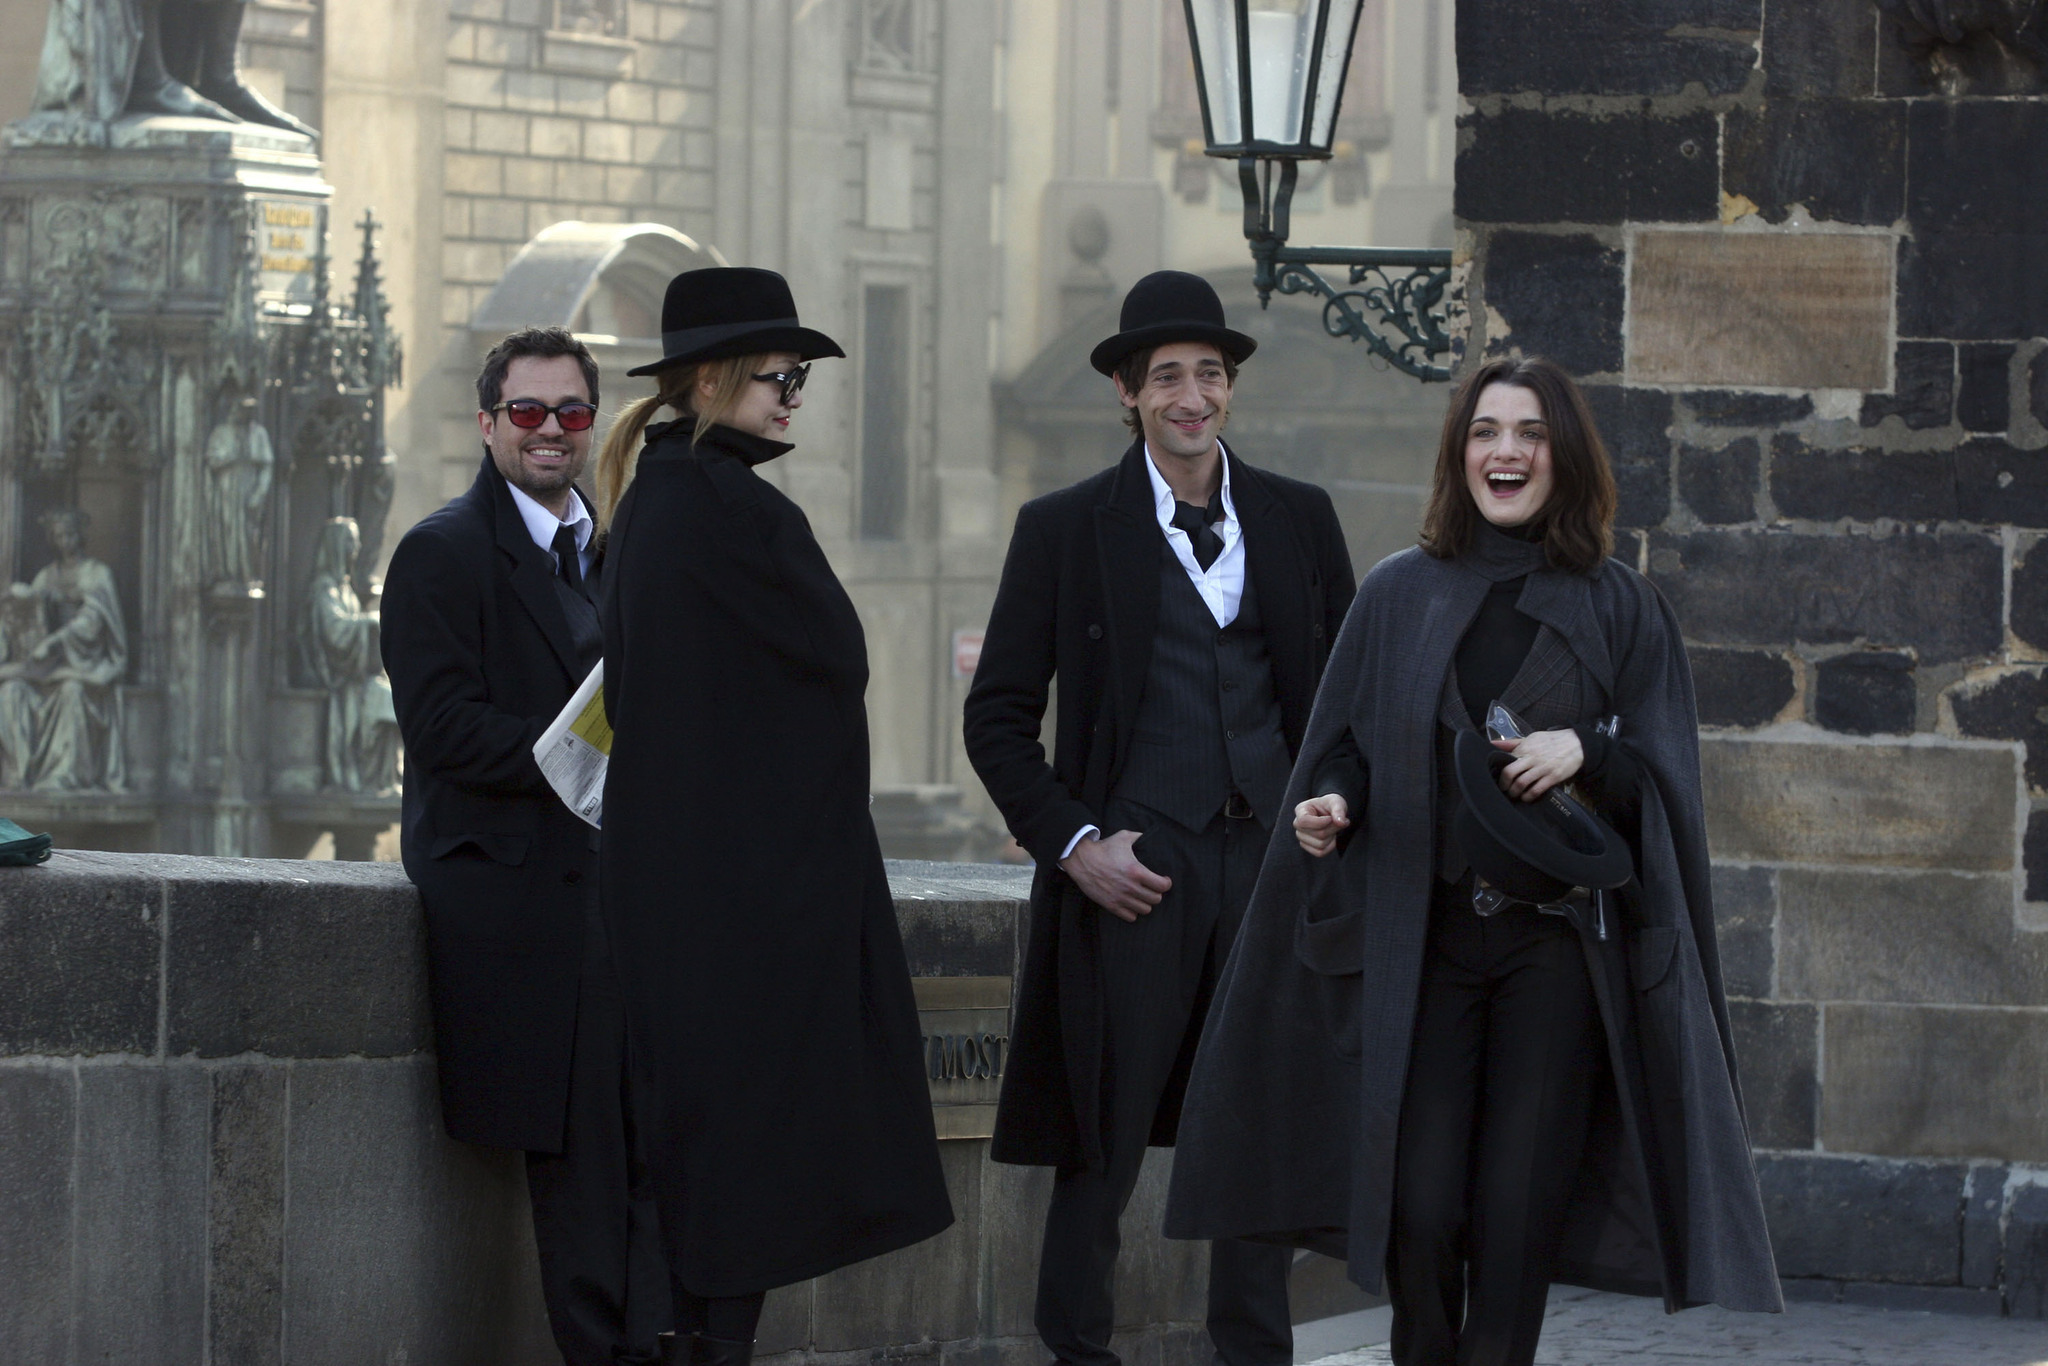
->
[1161, 356, 1780, 1366]
[594, 267, 952, 1366]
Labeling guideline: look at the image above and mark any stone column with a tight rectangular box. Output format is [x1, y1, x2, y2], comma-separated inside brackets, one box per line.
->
[320, 0, 447, 568]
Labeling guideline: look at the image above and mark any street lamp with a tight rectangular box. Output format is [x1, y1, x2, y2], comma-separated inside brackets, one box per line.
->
[1184, 0, 1454, 380]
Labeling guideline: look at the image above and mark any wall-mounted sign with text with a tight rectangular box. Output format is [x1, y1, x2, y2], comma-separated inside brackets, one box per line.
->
[951, 628, 984, 680]
[255, 199, 324, 306]
[913, 974, 1011, 1139]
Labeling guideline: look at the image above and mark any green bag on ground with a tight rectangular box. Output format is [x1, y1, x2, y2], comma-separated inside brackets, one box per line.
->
[0, 818, 53, 866]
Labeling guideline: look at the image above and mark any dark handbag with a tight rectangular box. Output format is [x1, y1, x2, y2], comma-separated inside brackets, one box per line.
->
[0, 818, 53, 867]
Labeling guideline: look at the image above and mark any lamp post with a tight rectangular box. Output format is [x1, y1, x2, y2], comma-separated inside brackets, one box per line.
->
[1183, 0, 1454, 381]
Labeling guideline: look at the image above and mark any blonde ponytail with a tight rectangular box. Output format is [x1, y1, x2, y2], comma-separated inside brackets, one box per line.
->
[591, 353, 775, 530]
[593, 391, 666, 530]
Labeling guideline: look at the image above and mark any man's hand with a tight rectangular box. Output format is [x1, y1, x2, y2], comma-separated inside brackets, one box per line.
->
[1293, 793, 1350, 857]
[1061, 828, 1171, 922]
[1492, 729, 1583, 802]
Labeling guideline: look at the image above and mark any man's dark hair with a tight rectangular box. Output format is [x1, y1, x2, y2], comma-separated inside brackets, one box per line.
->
[1112, 343, 1240, 434]
[476, 326, 601, 412]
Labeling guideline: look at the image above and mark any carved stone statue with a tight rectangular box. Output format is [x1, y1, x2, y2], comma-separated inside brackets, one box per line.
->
[26, 0, 315, 137]
[305, 517, 398, 794]
[204, 392, 273, 586]
[0, 509, 128, 792]
[352, 443, 397, 599]
[0, 594, 47, 788]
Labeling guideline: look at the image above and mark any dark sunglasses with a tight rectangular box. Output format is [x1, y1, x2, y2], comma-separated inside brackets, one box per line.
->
[750, 363, 811, 406]
[493, 399, 598, 431]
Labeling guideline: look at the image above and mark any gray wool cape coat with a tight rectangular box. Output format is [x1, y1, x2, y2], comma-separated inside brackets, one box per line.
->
[1160, 537, 1783, 1315]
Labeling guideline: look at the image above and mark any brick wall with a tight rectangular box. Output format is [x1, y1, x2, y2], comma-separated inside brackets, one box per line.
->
[436, 0, 718, 354]
[1456, 0, 2047, 1315]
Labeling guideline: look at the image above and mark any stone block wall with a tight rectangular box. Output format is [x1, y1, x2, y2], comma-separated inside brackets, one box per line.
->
[435, 0, 718, 358]
[0, 852, 1226, 1364]
[1455, 0, 2048, 1316]
[242, 0, 327, 130]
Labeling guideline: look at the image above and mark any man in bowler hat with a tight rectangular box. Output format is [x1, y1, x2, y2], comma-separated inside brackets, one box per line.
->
[381, 326, 669, 1365]
[965, 271, 1356, 1366]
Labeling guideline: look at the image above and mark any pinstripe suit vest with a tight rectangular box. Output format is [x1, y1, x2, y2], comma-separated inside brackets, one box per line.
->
[1111, 542, 1292, 832]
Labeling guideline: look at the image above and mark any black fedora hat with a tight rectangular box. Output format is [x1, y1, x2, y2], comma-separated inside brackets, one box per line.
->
[1089, 270, 1258, 376]
[626, 266, 845, 378]
[1451, 728, 1634, 903]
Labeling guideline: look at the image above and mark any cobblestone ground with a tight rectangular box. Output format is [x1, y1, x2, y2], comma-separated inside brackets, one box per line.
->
[1308, 1287, 2048, 1365]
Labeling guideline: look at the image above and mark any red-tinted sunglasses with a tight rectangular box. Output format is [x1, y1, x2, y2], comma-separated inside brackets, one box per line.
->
[493, 400, 598, 431]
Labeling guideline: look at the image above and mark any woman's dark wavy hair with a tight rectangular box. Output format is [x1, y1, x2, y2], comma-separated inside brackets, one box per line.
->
[1418, 354, 1617, 573]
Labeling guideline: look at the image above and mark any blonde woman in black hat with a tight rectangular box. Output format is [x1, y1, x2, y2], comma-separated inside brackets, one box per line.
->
[594, 267, 953, 1366]
[1160, 356, 1781, 1366]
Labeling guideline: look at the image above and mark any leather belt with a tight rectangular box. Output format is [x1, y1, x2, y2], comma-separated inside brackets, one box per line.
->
[1223, 792, 1255, 820]
[1470, 878, 1607, 941]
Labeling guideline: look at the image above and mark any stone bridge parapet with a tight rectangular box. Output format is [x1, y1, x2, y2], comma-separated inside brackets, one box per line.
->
[0, 850, 2041, 1363]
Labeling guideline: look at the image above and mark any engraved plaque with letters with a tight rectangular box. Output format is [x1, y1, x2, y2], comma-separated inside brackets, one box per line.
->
[914, 975, 1011, 1139]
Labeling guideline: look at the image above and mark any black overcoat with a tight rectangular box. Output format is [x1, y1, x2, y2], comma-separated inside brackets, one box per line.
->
[963, 439, 1355, 1171]
[600, 420, 953, 1297]
[1160, 543, 1783, 1315]
[381, 454, 600, 1152]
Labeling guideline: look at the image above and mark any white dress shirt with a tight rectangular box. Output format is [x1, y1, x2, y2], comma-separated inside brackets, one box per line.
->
[506, 480, 595, 581]
[1060, 444, 1245, 863]
[1144, 441, 1245, 628]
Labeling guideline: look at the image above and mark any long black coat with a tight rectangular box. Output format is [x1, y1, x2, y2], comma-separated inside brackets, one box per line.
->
[381, 454, 600, 1152]
[964, 439, 1354, 1171]
[1161, 543, 1782, 1314]
[600, 420, 952, 1297]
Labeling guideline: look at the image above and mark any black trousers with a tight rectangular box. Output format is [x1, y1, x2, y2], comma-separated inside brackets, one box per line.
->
[1035, 798, 1294, 1366]
[525, 884, 673, 1366]
[1385, 887, 1605, 1366]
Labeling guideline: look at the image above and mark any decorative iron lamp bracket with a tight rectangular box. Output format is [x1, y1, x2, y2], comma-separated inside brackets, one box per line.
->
[1239, 156, 1453, 381]
[1179, 0, 1452, 380]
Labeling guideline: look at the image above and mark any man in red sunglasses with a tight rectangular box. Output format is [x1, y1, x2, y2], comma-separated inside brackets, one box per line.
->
[383, 326, 672, 1365]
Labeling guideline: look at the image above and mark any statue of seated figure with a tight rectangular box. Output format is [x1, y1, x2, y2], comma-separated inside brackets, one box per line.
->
[0, 510, 128, 793]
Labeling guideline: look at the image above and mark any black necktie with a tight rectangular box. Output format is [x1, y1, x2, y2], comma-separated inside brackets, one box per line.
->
[552, 524, 588, 600]
[1171, 494, 1225, 572]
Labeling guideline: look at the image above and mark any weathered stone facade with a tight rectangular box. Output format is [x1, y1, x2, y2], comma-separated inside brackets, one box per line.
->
[0, 2, 1461, 854]
[1457, 0, 2048, 1315]
[431, 0, 722, 481]
[0, 120, 405, 860]
[0, 853, 1378, 1363]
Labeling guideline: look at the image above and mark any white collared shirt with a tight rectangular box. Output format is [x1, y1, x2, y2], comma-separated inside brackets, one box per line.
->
[1145, 440, 1245, 628]
[1059, 442, 1247, 863]
[505, 480, 595, 581]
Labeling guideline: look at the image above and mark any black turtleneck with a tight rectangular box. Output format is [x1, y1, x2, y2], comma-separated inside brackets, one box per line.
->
[643, 418, 794, 468]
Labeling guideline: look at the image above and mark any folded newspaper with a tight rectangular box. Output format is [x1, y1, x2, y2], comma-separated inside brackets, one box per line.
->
[534, 662, 610, 828]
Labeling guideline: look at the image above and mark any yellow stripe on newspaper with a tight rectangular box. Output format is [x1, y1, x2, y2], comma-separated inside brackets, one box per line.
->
[570, 689, 612, 755]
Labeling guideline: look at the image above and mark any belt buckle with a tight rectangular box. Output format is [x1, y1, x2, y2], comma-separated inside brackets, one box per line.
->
[1223, 792, 1254, 821]
[1534, 889, 1606, 941]
[1471, 879, 1509, 917]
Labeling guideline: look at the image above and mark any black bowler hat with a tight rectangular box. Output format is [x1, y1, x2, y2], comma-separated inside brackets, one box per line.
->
[626, 266, 845, 378]
[1451, 729, 1634, 903]
[1088, 270, 1258, 376]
